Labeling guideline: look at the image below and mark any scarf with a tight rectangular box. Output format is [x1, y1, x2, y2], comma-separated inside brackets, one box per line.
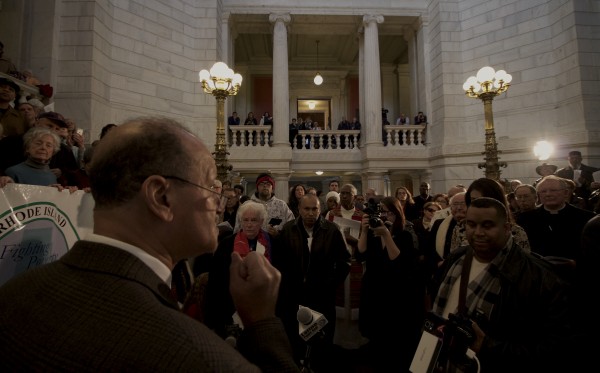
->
[433, 238, 512, 320]
[233, 229, 271, 262]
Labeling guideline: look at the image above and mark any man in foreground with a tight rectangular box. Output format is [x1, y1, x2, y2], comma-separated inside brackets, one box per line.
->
[0, 116, 298, 372]
[430, 197, 572, 373]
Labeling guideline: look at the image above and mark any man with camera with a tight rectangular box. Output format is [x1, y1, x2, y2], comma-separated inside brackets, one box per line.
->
[428, 197, 572, 373]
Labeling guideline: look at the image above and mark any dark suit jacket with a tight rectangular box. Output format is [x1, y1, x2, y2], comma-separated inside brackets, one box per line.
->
[555, 163, 599, 199]
[0, 241, 298, 372]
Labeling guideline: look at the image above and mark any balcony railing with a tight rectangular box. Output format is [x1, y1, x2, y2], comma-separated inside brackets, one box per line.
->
[228, 124, 427, 149]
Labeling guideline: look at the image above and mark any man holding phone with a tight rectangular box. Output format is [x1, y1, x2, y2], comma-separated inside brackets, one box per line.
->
[234, 173, 294, 236]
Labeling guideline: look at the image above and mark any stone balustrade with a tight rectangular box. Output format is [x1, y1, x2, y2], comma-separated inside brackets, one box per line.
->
[228, 125, 428, 149]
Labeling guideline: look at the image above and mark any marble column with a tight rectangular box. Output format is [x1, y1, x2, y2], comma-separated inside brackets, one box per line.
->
[272, 172, 291, 201]
[357, 29, 365, 143]
[362, 15, 384, 146]
[365, 172, 386, 197]
[403, 25, 418, 118]
[269, 13, 291, 148]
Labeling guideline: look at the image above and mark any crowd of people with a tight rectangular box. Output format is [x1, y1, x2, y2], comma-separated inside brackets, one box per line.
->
[0, 110, 598, 372]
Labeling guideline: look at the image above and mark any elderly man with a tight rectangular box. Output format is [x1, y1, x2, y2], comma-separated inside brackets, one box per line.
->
[275, 194, 350, 371]
[0, 117, 298, 371]
[513, 184, 538, 217]
[430, 197, 572, 373]
[517, 175, 595, 261]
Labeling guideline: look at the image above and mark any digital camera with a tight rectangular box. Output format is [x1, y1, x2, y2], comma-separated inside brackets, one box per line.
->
[363, 198, 383, 228]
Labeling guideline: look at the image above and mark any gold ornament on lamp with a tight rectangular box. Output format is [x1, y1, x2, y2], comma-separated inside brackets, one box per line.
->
[199, 62, 243, 182]
[463, 66, 512, 180]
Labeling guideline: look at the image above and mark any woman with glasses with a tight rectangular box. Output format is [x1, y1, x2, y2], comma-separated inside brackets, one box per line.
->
[356, 196, 424, 372]
[395, 186, 419, 222]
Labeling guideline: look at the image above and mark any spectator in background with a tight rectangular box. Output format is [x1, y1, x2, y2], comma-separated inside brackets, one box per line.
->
[289, 118, 298, 147]
[357, 196, 424, 372]
[274, 194, 350, 370]
[364, 187, 377, 201]
[328, 179, 339, 192]
[322, 191, 340, 218]
[233, 183, 244, 197]
[555, 150, 599, 209]
[513, 184, 538, 218]
[204, 201, 272, 338]
[287, 183, 306, 218]
[518, 175, 595, 261]
[432, 193, 449, 209]
[17, 98, 43, 129]
[0, 127, 61, 187]
[234, 173, 294, 235]
[533, 162, 557, 187]
[228, 111, 240, 126]
[431, 185, 466, 223]
[414, 111, 427, 125]
[396, 113, 410, 125]
[413, 182, 433, 217]
[0, 41, 19, 76]
[395, 186, 419, 222]
[0, 77, 27, 137]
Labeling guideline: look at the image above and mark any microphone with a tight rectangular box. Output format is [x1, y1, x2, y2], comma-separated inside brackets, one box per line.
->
[297, 306, 328, 342]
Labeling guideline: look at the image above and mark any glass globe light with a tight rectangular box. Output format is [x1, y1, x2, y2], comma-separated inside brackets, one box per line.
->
[314, 73, 323, 86]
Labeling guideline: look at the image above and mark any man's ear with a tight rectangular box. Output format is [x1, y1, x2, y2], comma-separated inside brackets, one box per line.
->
[142, 175, 174, 222]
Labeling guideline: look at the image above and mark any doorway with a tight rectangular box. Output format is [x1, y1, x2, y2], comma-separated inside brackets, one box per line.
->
[297, 99, 331, 129]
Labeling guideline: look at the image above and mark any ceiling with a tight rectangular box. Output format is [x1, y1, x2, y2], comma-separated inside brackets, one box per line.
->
[232, 14, 415, 71]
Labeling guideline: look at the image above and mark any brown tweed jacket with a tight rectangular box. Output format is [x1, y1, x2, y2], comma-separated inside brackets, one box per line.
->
[0, 241, 299, 372]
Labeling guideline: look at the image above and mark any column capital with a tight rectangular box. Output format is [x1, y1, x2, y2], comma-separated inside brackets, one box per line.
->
[362, 14, 384, 26]
[269, 13, 291, 24]
[221, 11, 231, 23]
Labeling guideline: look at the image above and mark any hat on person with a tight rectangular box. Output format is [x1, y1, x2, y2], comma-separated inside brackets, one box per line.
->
[325, 191, 340, 203]
[256, 173, 275, 188]
[535, 163, 558, 176]
[37, 111, 68, 128]
[27, 98, 45, 109]
[0, 77, 20, 94]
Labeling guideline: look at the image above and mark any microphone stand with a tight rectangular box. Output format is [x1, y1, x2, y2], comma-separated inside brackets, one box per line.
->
[300, 330, 324, 373]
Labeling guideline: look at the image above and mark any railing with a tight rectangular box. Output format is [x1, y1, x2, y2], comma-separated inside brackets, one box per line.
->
[383, 124, 427, 146]
[227, 125, 427, 149]
[294, 130, 361, 150]
[230, 125, 273, 147]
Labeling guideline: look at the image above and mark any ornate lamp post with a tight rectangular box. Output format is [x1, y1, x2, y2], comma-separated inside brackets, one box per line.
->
[463, 66, 512, 180]
[199, 62, 243, 182]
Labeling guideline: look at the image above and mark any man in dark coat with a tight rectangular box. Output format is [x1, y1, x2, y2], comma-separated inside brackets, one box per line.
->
[274, 194, 351, 370]
[555, 150, 599, 208]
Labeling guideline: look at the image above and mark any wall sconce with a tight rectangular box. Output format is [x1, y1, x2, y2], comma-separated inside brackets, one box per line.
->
[308, 101, 316, 110]
[315, 170, 324, 176]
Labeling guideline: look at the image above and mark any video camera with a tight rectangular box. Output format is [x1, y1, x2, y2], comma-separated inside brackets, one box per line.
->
[411, 311, 485, 372]
[362, 197, 383, 228]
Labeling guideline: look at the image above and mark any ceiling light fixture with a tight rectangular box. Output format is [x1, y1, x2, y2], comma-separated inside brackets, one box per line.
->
[315, 170, 324, 175]
[313, 40, 323, 86]
[308, 101, 316, 110]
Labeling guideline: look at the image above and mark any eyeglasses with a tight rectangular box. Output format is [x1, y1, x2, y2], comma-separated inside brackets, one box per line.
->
[163, 175, 228, 209]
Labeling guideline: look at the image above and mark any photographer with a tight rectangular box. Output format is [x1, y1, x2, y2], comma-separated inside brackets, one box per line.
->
[356, 196, 425, 373]
[429, 197, 572, 373]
